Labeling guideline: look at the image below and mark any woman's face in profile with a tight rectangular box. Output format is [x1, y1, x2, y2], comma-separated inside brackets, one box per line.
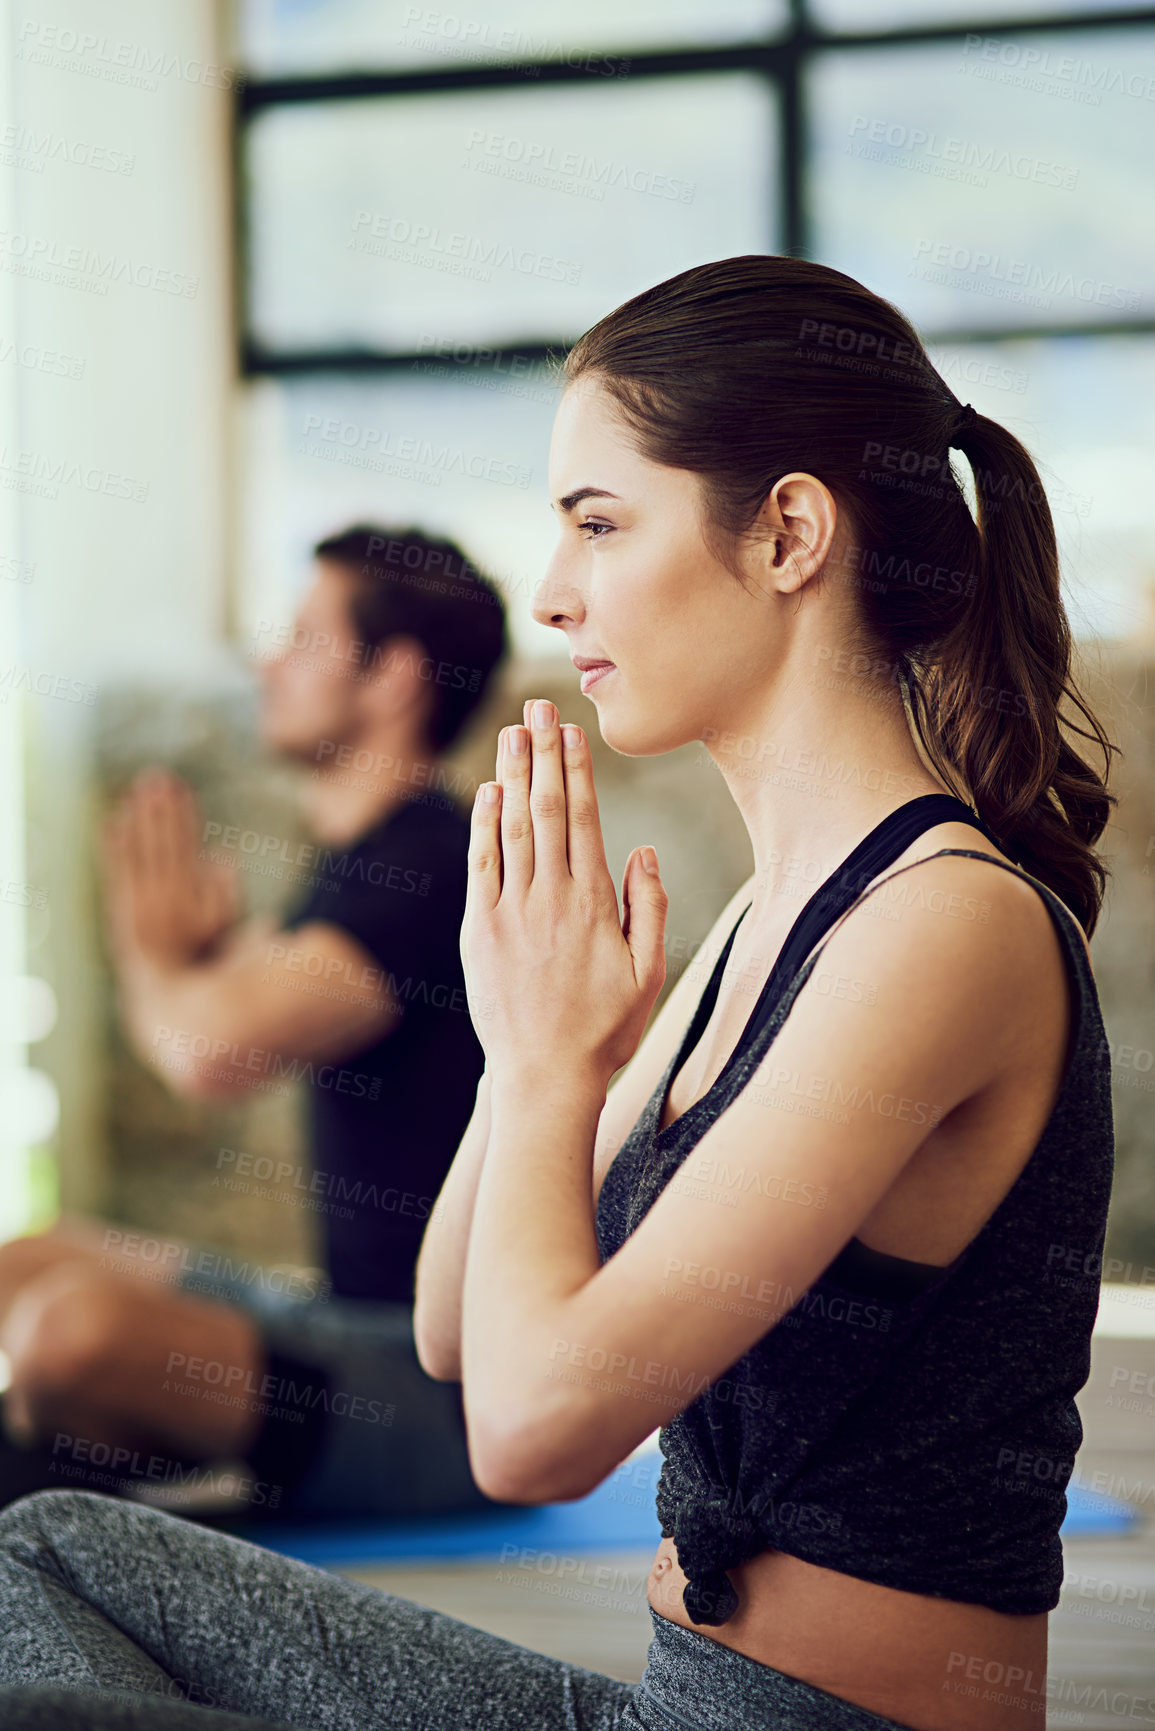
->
[534, 375, 788, 758]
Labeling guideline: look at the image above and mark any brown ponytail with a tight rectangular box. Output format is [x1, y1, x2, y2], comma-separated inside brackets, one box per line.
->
[910, 410, 1117, 937]
[564, 255, 1120, 937]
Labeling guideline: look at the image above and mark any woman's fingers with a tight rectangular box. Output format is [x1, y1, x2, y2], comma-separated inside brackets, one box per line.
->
[559, 723, 612, 894]
[526, 699, 568, 881]
[467, 778, 503, 916]
[499, 720, 534, 896]
[622, 847, 668, 992]
[489, 701, 608, 893]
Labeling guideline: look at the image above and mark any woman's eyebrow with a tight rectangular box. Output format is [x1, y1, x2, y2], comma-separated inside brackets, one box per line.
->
[551, 486, 621, 513]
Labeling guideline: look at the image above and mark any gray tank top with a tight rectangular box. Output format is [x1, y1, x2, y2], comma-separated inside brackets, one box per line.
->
[595, 799, 1115, 1625]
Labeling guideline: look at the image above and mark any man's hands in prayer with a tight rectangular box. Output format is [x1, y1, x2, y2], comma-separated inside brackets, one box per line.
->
[102, 769, 240, 974]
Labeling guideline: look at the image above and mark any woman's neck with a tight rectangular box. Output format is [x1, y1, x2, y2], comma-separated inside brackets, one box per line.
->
[705, 674, 956, 922]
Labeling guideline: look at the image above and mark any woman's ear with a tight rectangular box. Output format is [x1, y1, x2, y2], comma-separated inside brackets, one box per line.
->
[756, 471, 839, 593]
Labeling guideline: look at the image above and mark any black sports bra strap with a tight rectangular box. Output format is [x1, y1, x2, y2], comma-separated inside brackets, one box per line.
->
[682, 917, 745, 1056]
[791, 846, 1088, 989]
[760, 794, 1001, 989]
[668, 795, 1001, 1112]
[733, 794, 997, 1046]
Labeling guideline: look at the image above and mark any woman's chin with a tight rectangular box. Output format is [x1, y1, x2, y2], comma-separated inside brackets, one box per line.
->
[593, 710, 678, 760]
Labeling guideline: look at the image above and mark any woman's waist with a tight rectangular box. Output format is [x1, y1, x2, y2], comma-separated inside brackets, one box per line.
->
[645, 1538, 1049, 1731]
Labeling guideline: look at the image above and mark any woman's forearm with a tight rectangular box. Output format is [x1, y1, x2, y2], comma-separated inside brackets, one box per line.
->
[413, 1067, 493, 1381]
[458, 1070, 611, 1499]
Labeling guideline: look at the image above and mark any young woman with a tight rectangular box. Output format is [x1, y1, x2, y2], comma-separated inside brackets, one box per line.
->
[0, 256, 1117, 1731]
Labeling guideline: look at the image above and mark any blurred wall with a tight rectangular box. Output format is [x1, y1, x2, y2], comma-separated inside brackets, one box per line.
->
[11, 0, 236, 1212]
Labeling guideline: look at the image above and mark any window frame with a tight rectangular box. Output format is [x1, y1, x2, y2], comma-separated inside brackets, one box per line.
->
[233, 1, 1155, 374]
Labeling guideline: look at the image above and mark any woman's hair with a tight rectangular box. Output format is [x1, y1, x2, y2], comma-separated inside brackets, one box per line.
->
[564, 255, 1119, 937]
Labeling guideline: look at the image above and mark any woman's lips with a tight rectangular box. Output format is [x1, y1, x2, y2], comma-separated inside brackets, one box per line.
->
[579, 663, 615, 695]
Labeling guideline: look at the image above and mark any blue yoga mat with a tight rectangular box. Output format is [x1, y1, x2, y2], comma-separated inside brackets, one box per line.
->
[1062, 1482, 1138, 1536]
[237, 1454, 1138, 1569]
[239, 1451, 663, 1566]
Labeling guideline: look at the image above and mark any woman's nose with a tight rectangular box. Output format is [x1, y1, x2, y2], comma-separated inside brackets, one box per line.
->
[530, 554, 585, 630]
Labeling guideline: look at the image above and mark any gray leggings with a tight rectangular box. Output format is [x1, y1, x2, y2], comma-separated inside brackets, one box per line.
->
[0, 1490, 916, 1730]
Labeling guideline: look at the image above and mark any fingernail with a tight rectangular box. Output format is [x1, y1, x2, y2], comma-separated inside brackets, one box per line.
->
[482, 782, 501, 804]
[533, 700, 555, 729]
[562, 725, 582, 750]
[641, 847, 659, 875]
[509, 726, 528, 755]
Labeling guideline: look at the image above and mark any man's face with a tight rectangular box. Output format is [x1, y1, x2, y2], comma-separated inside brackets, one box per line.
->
[257, 561, 365, 761]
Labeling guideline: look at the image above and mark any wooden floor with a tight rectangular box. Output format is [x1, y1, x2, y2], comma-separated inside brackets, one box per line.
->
[340, 1328, 1155, 1722]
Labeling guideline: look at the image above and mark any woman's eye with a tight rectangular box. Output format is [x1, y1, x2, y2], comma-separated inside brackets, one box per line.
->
[577, 520, 613, 540]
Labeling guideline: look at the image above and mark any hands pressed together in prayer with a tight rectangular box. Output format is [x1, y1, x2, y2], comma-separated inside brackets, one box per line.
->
[102, 769, 239, 974]
[461, 698, 669, 1096]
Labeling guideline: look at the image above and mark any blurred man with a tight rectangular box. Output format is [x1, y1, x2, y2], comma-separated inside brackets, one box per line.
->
[0, 525, 508, 1521]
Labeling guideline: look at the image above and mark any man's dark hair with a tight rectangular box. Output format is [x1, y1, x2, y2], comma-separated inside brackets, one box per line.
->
[313, 524, 508, 753]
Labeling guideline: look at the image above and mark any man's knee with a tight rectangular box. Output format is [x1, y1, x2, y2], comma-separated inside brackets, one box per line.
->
[4, 1266, 134, 1399]
[0, 1233, 78, 1293]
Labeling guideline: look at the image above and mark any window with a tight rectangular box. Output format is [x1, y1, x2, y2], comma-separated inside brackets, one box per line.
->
[234, 1, 1155, 652]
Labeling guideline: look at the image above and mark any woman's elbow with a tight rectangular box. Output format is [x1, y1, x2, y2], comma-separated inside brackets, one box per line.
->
[413, 1314, 461, 1384]
[465, 1408, 600, 1506]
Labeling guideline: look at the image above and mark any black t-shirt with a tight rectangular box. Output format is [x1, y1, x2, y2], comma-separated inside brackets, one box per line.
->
[281, 791, 483, 1303]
